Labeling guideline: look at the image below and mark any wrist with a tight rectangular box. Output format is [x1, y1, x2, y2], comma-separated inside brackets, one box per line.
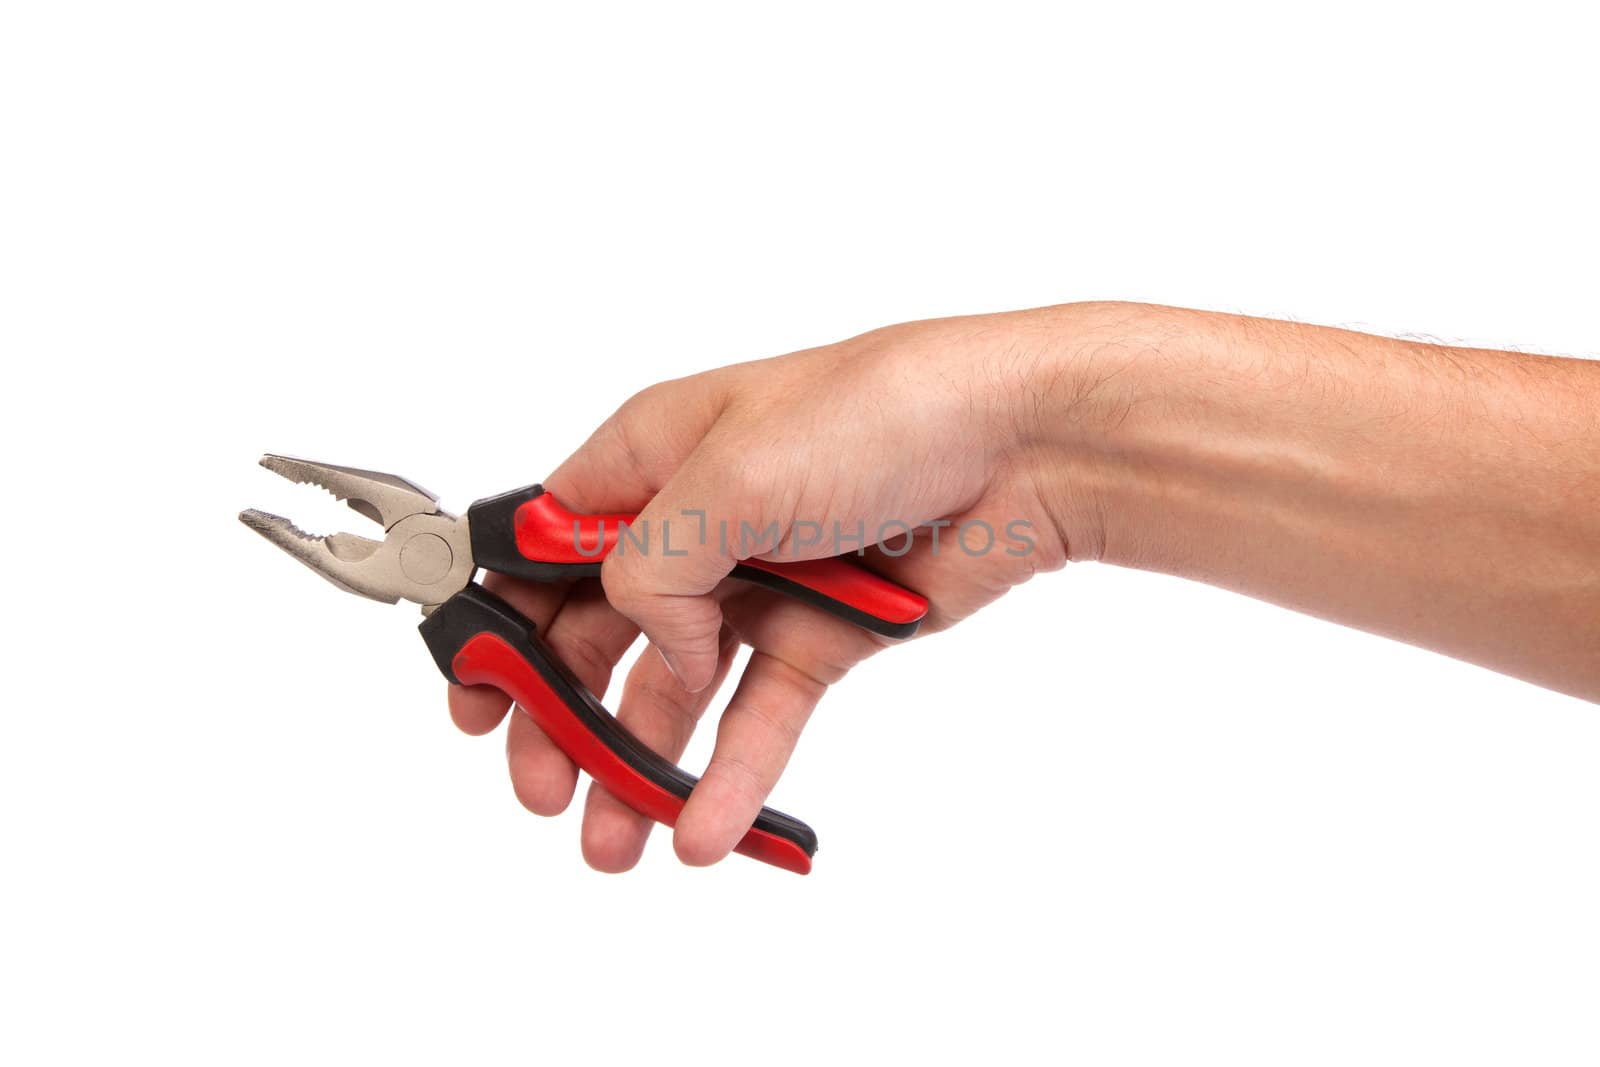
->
[1013, 300, 1502, 578]
[997, 301, 1213, 566]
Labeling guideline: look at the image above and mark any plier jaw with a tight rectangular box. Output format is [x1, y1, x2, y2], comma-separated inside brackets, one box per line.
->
[239, 454, 475, 610]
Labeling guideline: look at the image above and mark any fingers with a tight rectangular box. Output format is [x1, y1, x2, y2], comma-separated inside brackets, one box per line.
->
[599, 428, 772, 694]
[448, 682, 513, 736]
[506, 581, 642, 818]
[543, 379, 754, 695]
[505, 710, 580, 816]
[653, 589, 877, 868]
[460, 371, 732, 741]
[673, 648, 831, 867]
[584, 590, 882, 872]
[602, 565, 728, 695]
[446, 572, 570, 735]
[854, 501, 1064, 632]
[540, 583, 642, 702]
[579, 627, 741, 873]
[717, 587, 887, 679]
[449, 572, 644, 822]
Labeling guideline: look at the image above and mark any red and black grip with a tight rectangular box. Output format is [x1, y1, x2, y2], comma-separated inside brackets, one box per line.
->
[467, 486, 929, 639]
[419, 583, 817, 875]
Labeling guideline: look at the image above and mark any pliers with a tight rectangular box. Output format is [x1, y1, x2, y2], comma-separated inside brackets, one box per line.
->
[240, 454, 929, 874]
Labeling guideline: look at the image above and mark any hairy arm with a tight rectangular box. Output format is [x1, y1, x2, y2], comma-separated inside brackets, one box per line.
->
[1029, 303, 1600, 701]
[450, 301, 1598, 871]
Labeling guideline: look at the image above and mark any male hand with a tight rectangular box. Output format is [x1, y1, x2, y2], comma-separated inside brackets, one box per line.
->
[444, 300, 1600, 871]
[446, 309, 1078, 870]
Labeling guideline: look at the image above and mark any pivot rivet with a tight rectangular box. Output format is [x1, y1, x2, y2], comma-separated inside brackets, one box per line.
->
[400, 533, 454, 586]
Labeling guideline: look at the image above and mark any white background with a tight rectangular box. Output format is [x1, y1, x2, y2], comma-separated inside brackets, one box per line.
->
[3, 3, 1596, 1064]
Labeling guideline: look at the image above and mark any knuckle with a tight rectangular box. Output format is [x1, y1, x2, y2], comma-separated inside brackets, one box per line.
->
[613, 381, 672, 425]
[728, 449, 784, 507]
[551, 629, 614, 691]
[599, 553, 647, 607]
[763, 645, 844, 695]
[707, 755, 764, 801]
[706, 751, 769, 806]
[632, 678, 704, 752]
[692, 440, 776, 514]
[810, 632, 876, 685]
[739, 699, 804, 748]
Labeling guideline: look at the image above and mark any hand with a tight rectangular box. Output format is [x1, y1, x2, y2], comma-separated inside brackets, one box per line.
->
[444, 298, 1600, 873]
[444, 308, 1081, 870]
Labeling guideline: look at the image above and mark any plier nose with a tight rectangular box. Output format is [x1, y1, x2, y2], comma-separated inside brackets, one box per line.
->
[239, 454, 475, 608]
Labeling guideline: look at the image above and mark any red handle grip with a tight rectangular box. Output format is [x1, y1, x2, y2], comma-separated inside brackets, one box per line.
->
[420, 584, 817, 874]
[469, 486, 929, 638]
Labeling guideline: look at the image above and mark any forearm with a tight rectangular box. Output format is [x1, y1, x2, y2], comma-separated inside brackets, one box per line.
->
[1026, 302, 1600, 702]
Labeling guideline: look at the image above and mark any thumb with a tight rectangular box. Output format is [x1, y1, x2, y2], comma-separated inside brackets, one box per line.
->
[600, 433, 784, 692]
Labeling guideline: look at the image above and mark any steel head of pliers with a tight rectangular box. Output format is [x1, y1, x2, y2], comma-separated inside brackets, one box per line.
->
[239, 454, 476, 612]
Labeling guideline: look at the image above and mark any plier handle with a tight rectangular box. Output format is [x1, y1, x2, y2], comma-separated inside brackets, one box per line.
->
[242, 455, 928, 874]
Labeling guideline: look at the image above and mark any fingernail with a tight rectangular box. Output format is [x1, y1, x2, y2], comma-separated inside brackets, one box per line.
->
[657, 646, 709, 693]
[657, 645, 687, 686]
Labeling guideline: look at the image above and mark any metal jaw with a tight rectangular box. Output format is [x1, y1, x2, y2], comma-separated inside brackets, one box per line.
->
[240, 454, 477, 612]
